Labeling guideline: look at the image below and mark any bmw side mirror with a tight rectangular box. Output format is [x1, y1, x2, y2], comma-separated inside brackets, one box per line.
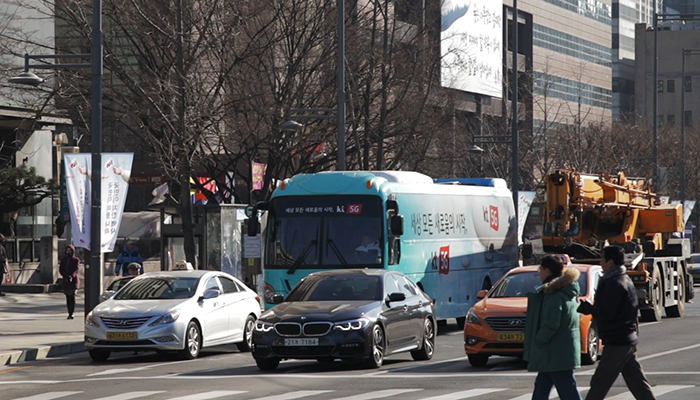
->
[271, 294, 284, 304]
[476, 290, 488, 299]
[387, 292, 405, 304]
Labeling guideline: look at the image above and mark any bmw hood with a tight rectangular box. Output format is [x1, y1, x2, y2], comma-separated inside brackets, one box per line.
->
[92, 298, 189, 318]
[262, 301, 378, 322]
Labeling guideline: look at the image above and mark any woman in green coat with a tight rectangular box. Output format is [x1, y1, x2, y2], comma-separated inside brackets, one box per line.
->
[523, 255, 582, 400]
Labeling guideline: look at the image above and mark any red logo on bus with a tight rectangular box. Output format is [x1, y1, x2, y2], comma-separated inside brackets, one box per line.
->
[439, 246, 450, 275]
[489, 205, 499, 231]
[347, 204, 363, 214]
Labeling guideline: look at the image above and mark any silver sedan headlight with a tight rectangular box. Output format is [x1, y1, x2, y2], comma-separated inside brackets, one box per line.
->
[85, 311, 99, 327]
[148, 309, 181, 327]
[333, 318, 369, 331]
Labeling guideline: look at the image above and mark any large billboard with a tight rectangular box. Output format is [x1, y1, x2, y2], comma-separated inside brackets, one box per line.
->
[441, 0, 503, 98]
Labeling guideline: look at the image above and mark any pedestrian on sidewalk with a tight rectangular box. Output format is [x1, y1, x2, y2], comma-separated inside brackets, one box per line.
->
[0, 233, 8, 296]
[59, 245, 81, 319]
[577, 245, 656, 400]
[523, 255, 582, 400]
[115, 241, 143, 276]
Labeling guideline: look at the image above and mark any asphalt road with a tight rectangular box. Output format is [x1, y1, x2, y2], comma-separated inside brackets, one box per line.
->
[1, 301, 700, 400]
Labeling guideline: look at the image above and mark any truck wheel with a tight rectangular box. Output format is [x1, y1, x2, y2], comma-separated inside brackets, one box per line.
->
[665, 270, 685, 318]
[639, 269, 663, 322]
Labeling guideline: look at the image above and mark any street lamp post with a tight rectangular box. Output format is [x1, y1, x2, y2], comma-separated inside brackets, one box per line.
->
[9, 0, 103, 315]
[282, 0, 346, 171]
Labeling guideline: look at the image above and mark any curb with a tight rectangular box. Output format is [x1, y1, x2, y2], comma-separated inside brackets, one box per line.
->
[1, 284, 63, 294]
[0, 342, 85, 366]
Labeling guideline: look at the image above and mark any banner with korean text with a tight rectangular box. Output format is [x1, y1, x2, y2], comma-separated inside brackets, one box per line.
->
[252, 161, 267, 190]
[64, 153, 134, 252]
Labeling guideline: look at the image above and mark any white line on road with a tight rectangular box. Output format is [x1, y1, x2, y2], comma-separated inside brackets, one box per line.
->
[419, 388, 507, 400]
[368, 356, 468, 374]
[167, 391, 248, 400]
[637, 343, 700, 362]
[87, 359, 197, 376]
[246, 391, 333, 400]
[91, 391, 166, 400]
[506, 387, 589, 400]
[10, 392, 83, 400]
[332, 389, 423, 400]
[604, 385, 694, 399]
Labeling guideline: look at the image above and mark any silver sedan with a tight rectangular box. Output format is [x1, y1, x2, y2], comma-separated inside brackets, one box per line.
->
[85, 270, 261, 361]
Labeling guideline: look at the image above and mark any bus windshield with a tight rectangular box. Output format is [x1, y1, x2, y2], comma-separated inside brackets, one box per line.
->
[266, 195, 384, 269]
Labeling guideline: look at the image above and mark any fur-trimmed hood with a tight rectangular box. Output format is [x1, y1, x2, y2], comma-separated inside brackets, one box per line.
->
[539, 266, 580, 296]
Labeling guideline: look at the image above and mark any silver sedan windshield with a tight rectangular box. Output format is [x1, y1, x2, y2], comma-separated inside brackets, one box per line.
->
[113, 277, 199, 300]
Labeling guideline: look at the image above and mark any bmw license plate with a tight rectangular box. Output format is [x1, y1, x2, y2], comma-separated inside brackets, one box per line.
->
[284, 338, 319, 346]
[106, 331, 138, 340]
[497, 333, 524, 341]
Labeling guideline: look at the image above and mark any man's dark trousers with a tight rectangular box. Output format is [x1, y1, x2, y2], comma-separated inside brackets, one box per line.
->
[586, 344, 655, 400]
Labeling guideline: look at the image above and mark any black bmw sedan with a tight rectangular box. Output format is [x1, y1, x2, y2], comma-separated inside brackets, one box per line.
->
[251, 269, 436, 370]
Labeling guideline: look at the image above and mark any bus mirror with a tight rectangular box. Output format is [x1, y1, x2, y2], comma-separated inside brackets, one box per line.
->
[386, 199, 399, 213]
[247, 216, 259, 236]
[245, 205, 255, 218]
[390, 214, 404, 236]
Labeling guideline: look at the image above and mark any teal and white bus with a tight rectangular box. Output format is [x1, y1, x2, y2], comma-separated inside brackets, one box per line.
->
[247, 171, 519, 326]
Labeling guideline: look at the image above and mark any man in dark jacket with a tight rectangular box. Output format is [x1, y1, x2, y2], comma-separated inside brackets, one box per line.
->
[115, 241, 143, 276]
[578, 245, 656, 400]
[524, 255, 582, 400]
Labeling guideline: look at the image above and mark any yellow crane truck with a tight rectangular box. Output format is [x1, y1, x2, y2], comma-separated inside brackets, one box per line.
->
[541, 168, 694, 322]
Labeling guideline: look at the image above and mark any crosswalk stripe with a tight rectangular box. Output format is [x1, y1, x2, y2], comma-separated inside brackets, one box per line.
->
[11, 392, 83, 400]
[333, 389, 423, 400]
[419, 388, 508, 400]
[506, 387, 589, 400]
[168, 391, 248, 400]
[605, 385, 695, 399]
[92, 391, 167, 400]
[247, 391, 334, 400]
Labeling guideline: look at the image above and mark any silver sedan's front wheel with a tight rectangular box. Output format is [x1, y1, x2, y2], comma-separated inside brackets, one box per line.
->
[179, 321, 201, 360]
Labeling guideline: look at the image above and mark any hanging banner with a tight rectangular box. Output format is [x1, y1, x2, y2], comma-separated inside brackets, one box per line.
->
[63, 153, 134, 252]
[252, 161, 267, 190]
[102, 154, 133, 252]
[64, 153, 92, 249]
[517, 191, 537, 246]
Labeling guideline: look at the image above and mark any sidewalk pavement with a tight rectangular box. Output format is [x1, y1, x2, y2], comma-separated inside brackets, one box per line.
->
[0, 290, 86, 366]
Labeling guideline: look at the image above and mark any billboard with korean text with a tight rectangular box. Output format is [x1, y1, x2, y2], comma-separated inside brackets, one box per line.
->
[441, 0, 503, 98]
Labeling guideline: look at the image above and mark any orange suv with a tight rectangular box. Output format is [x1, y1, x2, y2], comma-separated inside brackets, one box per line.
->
[463, 263, 603, 367]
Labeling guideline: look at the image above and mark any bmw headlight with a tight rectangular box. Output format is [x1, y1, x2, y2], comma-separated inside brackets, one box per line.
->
[255, 320, 275, 332]
[333, 318, 369, 331]
[85, 311, 100, 327]
[466, 308, 481, 325]
[149, 309, 181, 327]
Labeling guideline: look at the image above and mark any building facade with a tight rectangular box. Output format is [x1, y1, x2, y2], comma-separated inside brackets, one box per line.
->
[635, 20, 700, 128]
[613, 0, 661, 121]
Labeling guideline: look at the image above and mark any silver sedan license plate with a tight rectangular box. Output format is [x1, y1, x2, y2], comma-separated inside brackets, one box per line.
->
[284, 338, 319, 346]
